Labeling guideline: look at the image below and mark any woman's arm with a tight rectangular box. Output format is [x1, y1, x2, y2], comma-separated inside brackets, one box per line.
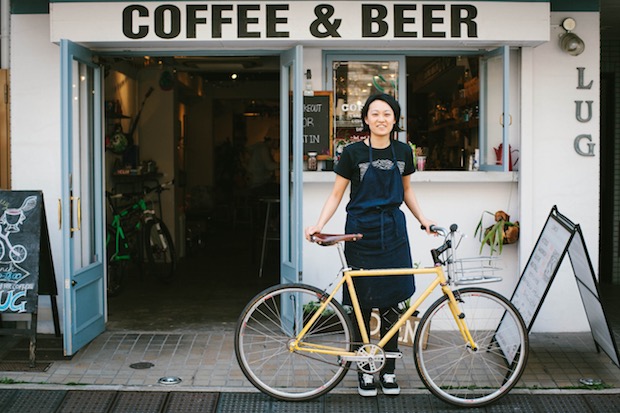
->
[402, 176, 435, 234]
[304, 175, 350, 240]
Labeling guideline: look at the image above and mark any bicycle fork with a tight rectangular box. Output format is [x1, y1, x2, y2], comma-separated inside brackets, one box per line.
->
[442, 285, 479, 351]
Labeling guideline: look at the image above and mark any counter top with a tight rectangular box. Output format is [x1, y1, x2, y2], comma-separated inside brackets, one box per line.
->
[303, 171, 519, 183]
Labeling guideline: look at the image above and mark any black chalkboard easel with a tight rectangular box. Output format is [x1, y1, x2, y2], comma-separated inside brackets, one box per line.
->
[0, 190, 60, 367]
[303, 91, 333, 159]
[508, 206, 620, 367]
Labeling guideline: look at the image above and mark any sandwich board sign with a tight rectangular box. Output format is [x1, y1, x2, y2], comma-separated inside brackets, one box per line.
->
[0, 190, 59, 366]
[509, 206, 620, 367]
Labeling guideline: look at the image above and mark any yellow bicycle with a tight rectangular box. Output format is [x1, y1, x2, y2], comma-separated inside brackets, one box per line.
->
[234, 225, 528, 407]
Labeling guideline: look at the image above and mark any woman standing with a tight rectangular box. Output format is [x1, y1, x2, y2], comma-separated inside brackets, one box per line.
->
[305, 93, 434, 397]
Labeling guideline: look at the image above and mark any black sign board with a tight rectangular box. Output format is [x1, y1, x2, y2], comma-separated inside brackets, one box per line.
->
[0, 190, 59, 365]
[303, 91, 333, 159]
[509, 206, 620, 367]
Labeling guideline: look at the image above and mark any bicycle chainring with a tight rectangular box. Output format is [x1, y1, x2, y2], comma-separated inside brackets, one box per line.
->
[356, 344, 385, 374]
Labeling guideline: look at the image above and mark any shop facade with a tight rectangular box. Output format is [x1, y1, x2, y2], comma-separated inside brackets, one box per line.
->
[3, 1, 603, 355]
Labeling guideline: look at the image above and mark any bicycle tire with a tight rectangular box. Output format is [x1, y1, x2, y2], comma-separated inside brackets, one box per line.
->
[235, 283, 354, 401]
[414, 287, 529, 407]
[144, 218, 176, 283]
[106, 225, 126, 296]
[107, 260, 126, 297]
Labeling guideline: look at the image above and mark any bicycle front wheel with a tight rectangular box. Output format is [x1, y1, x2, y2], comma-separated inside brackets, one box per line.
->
[415, 288, 528, 407]
[235, 284, 354, 401]
[144, 218, 176, 283]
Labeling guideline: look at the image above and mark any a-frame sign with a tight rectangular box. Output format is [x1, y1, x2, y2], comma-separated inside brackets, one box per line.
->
[510, 206, 620, 367]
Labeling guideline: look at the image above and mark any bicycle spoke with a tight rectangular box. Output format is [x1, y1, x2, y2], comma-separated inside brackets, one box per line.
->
[415, 288, 528, 407]
[235, 284, 352, 401]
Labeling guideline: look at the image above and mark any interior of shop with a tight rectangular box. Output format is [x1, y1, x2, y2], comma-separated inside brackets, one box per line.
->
[102, 53, 481, 331]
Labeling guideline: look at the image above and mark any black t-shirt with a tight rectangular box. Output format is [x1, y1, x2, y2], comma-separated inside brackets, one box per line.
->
[334, 140, 415, 201]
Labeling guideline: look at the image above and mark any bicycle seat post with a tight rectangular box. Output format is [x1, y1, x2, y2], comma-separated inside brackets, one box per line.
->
[336, 242, 348, 269]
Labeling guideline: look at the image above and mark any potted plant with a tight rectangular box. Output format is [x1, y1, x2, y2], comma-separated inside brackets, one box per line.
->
[474, 210, 520, 255]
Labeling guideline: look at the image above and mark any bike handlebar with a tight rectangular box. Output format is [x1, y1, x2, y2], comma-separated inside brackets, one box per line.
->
[106, 180, 174, 200]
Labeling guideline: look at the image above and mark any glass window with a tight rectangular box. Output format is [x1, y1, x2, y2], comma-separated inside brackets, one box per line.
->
[328, 58, 404, 162]
[327, 50, 519, 172]
[408, 55, 482, 171]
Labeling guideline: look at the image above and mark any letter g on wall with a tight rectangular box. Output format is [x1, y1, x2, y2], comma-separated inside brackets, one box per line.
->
[574, 134, 595, 156]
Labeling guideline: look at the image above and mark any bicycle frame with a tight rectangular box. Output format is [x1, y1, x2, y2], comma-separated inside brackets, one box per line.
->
[108, 199, 147, 259]
[290, 243, 478, 359]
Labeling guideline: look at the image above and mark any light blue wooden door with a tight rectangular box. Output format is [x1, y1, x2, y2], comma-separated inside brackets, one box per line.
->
[60, 39, 105, 355]
[279, 46, 304, 286]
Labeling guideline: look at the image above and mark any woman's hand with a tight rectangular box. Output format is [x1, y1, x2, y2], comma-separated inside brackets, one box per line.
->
[304, 225, 323, 241]
[419, 218, 438, 235]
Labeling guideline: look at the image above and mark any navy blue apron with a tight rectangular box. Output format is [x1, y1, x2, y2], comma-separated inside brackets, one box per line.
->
[343, 140, 415, 308]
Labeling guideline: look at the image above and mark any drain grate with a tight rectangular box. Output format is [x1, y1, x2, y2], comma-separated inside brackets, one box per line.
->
[271, 397, 323, 413]
[110, 391, 168, 413]
[534, 394, 592, 412]
[56, 390, 117, 413]
[217, 393, 271, 413]
[486, 394, 538, 413]
[129, 361, 154, 369]
[0, 389, 17, 409]
[378, 394, 435, 413]
[583, 394, 620, 413]
[325, 393, 378, 413]
[0, 361, 51, 372]
[163, 392, 219, 413]
[1, 389, 66, 413]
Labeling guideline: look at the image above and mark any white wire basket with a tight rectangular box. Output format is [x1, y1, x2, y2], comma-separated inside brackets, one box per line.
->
[451, 256, 503, 285]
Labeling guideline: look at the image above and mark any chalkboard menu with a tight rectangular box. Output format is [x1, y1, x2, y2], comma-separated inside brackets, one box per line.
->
[303, 91, 333, 159]
[0, 191, 55, 314]
[508, 206, 620, 367]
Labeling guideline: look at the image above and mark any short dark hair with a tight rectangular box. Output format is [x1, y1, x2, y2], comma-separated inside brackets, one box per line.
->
[361, 93, 403, 133]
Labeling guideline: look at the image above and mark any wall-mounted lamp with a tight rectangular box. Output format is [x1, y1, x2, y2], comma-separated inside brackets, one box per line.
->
[559, 18, 585, 56]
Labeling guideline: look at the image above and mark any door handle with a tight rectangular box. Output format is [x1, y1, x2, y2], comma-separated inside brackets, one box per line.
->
[70, 195, 81, 234]
[71, 280, 77, 287]
[58, 198, 62, 230]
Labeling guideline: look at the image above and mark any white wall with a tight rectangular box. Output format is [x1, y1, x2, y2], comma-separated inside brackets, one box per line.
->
[523, 12, 600, 332]
[9, 15, 62, 333]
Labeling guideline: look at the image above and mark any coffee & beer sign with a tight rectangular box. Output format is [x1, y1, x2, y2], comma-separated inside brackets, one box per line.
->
[51, 1, 549, 45]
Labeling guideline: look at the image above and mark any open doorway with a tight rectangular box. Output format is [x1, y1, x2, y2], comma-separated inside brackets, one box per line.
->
[102, 55, 282, 330]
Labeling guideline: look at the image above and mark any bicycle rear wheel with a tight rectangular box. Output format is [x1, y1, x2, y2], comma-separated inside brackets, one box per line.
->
[235, 284, 354, 401]
[144, 218, 176, 283]
[414, 288, 528, 407]
[107, 260, 126, 297]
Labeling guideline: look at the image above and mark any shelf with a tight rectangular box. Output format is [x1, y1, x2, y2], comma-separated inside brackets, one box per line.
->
[303, 171, 519, 183]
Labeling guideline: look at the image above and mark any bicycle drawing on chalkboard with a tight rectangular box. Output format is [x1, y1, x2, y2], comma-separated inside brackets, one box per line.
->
[0, 195, 38, 264]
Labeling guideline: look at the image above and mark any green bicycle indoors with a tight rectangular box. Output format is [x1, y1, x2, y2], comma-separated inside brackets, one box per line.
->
[105, 181, 176, 296]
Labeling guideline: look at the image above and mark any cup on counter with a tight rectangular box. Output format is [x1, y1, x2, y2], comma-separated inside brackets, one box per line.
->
[417, 156, 426, 171]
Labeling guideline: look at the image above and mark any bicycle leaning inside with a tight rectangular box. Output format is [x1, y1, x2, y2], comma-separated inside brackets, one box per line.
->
[234, 224, 528, 407]
[106, 180, 176, 296]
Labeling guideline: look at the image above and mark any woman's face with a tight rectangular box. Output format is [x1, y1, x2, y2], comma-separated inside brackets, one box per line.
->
[364, 99, 396, 138]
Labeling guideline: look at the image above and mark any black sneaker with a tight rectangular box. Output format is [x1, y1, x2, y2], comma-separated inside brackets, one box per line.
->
[380, 373, 400, 395]
[358, 373, 377, 397]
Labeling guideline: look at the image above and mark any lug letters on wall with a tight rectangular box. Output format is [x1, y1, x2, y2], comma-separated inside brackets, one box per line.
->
[574, 67, 595, 157]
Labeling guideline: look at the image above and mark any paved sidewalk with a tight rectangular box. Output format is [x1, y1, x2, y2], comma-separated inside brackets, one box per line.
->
[0, 326, 619, 392]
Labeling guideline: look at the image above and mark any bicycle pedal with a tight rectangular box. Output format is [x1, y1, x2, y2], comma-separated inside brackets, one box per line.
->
[385, 352, 403, 359]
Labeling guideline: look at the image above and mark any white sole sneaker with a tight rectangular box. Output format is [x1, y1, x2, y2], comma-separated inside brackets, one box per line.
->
[358, 374, 377, 397]
[380, 374, 400, 395]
